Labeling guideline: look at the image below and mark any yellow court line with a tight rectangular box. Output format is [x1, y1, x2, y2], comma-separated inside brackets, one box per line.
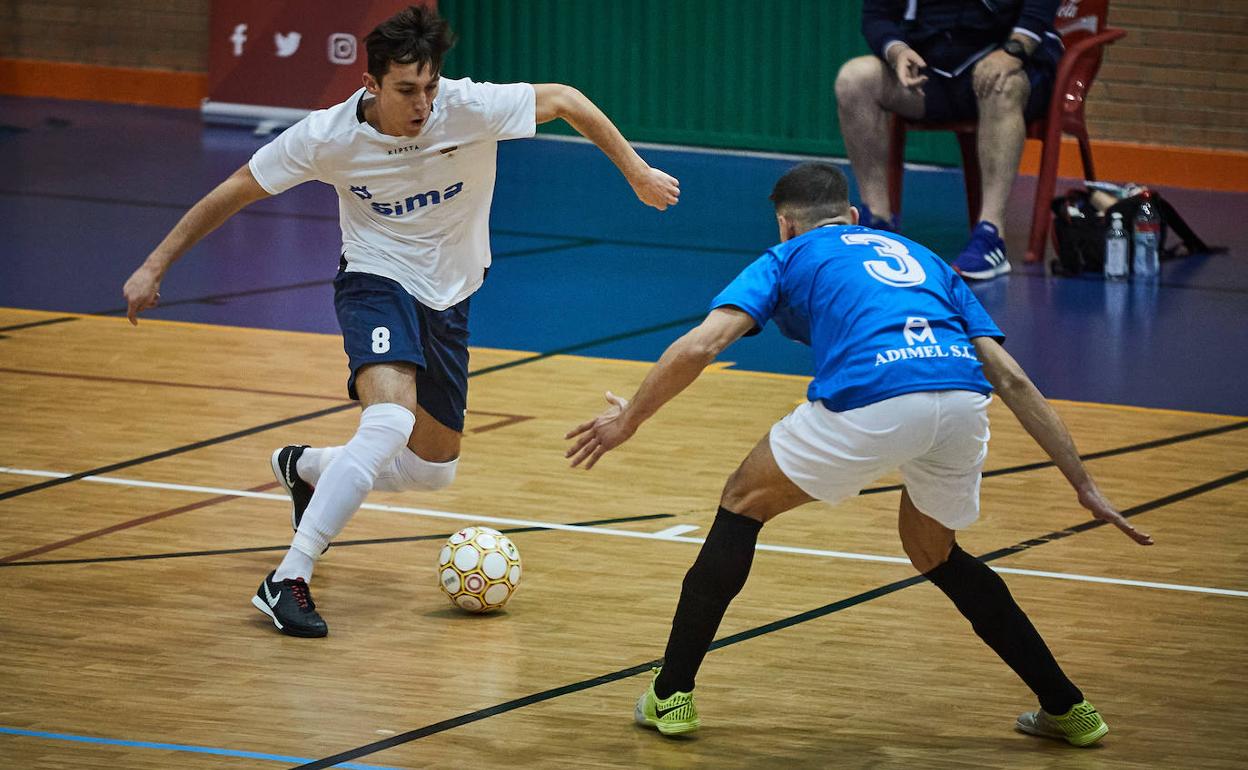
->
[4, 307, 1243, 421]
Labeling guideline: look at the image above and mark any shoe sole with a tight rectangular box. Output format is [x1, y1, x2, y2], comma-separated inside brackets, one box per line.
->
[957, 261, 1012, 281]
[269, 448, 300, 532]
[270, 448, 329, 554]
[1016, 718, 1108, 747]
[251, 595, 328, 638]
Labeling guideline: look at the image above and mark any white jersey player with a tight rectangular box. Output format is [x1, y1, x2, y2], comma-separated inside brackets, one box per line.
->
[123, 5, 680, 637]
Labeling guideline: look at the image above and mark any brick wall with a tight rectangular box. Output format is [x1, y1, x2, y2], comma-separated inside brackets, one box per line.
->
[1, 0, 1244, 153]
[0, 0, 209, 72]
[1089, 0, 1247, 150]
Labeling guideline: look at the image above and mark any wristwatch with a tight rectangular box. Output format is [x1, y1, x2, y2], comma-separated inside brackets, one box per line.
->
[1000, 39, 1031, 63]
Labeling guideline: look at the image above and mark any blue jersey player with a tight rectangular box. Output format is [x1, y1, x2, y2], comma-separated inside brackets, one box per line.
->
[122, 6, 679, 638]
[566, 162, 1151, 747]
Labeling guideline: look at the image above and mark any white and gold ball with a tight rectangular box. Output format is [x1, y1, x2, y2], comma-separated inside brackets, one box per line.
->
[437, 526, 522, 613]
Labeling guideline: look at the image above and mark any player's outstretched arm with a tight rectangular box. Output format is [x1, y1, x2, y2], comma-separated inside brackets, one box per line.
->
[565, 308, 755, 469]
[123, 164, 271, 325]
[973, 337, 1154, 545]
[533, 83, 680, 210]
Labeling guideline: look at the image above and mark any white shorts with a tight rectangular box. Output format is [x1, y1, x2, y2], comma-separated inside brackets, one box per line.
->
[769, 391, 991, 529]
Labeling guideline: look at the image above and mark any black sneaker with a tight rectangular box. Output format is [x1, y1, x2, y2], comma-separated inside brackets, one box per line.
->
[270, 445, 314, 530]
[251, 571, 328, 637]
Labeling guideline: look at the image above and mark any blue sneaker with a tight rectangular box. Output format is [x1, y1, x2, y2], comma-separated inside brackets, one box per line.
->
[953, 221, 1011, 280]
[857, 203, 899, 232]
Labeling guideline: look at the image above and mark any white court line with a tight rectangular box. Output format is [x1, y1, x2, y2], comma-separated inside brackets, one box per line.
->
[4, 466, 1246, 599]
[654, 524, 701, 538]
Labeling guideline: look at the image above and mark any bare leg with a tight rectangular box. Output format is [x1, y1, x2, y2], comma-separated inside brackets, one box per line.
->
[720, 433, 816, 522]
[654, 433, 813, 696]
[406, 403, 462, 462]
[974, 67, 1031, 237]
[899, 489, 1084, 715]
[835, 55, 927, 219]
[897, 487, 956, 572]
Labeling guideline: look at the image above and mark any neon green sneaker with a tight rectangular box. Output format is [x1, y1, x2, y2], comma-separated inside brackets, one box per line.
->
[634, 667, 700, 736]
[1016, 700, 1109, 747]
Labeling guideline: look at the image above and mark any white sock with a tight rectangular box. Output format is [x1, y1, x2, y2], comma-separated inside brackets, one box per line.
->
[273, 403, 415, 582]
[297, 446, 343, 486]
[373, 448, 458, 492]
[274, 547, 315, 583]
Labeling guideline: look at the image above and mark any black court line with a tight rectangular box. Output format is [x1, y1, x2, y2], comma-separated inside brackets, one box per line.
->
[975, 467, 1248, 559]
[0, 189, 760, 257]
[1009, 267, 1248, 297]
[91, 279, 332, 317]
[83, 241, 601, 317]
[8, 189, 1248, 276]
[297, 467, 1248, 769]
[0, 314, 706, 503]
[0, 513, 673, 568]
[0, 323, 1239, 506]
[859, 419, 1248, 496]
[491, 238, 599, 260]
[0, 316, 79, 333]
[0, 403, 356, 503]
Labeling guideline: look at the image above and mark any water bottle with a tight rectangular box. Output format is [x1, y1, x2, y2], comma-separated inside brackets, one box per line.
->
[1132, 190, 1160, 277]
[1104, 212, 1129, 280]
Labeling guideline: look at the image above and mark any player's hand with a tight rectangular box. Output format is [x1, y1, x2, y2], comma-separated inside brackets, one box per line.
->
[891, 47, 928, 90]
[1077, 483, 1154, 545]
[972, 50, 1023, 99]
[630, 166, 680, 211]
[123, 265, 163, 325]
[564, 391, 635, 470]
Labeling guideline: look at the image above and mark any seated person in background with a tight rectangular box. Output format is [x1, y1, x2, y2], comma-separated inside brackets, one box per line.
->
[835, 0, 1064, 280]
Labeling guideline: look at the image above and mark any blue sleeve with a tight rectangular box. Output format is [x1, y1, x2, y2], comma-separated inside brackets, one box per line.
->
[1016, 0, 1059, 40]
[949, 275, 1005, 343]
[862, 0, 907, 60]
[710, 253, 782, 337]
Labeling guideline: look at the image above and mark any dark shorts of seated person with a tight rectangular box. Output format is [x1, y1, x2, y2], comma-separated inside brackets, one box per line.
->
[920, 35, 1062, 124]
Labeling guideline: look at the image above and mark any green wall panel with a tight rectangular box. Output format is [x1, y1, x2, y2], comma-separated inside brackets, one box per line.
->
[439, 0, 960, 166]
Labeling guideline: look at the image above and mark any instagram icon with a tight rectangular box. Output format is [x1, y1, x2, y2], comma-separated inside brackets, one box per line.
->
[328, 33, 357, 65]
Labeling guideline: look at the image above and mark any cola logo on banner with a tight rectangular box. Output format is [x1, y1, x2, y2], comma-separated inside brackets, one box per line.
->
[207, 0, 427, 110]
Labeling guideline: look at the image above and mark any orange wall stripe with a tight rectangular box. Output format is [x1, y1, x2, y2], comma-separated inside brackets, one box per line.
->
[1019, 137, 1247, 193]
[0, 58, 207, 109]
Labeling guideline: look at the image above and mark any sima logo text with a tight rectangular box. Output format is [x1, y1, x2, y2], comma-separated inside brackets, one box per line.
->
[349, 182, 464, 216]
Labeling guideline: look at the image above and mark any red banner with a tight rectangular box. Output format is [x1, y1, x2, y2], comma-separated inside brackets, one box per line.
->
[207, 0, 433, 112]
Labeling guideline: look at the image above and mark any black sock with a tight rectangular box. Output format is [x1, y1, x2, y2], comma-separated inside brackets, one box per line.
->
[654, 507, 762, 699]
[925, 544, 1083, 715]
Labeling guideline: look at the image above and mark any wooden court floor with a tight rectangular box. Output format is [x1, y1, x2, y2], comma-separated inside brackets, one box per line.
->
[2, 306, 1246, 769]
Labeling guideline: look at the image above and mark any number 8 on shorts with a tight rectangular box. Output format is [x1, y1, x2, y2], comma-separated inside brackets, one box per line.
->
[372, 326, 391, 354]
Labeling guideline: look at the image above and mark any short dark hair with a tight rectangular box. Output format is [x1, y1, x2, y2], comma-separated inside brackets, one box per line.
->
[769, 161, 851, 227]
[365, 5, 457, 83]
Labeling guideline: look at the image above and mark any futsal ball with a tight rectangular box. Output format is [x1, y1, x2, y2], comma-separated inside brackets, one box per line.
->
[437, 526, 522, 613]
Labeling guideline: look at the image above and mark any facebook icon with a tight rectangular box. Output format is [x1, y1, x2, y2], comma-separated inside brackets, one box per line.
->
[230, 24, 248, 57]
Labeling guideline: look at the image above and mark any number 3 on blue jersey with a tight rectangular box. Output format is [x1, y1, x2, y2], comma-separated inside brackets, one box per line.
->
[842, 232, 927, 288]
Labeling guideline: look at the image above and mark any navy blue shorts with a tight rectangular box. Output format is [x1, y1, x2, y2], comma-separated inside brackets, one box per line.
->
[333, 269, 471, 433]
[922, 42, 1060, 124]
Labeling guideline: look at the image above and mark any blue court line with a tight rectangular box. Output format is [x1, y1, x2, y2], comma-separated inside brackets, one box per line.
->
[0, 726, 402, 769]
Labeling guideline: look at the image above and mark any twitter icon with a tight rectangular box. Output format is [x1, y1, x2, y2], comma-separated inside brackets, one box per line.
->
[274, 31, 301, 58]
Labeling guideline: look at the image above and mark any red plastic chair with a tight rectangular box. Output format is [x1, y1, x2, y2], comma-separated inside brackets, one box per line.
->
[886, 0, 1126, 263]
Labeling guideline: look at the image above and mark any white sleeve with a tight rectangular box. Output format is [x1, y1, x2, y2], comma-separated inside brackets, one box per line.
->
[465, 80, 537, 142]
[248, 117, 320, 195]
